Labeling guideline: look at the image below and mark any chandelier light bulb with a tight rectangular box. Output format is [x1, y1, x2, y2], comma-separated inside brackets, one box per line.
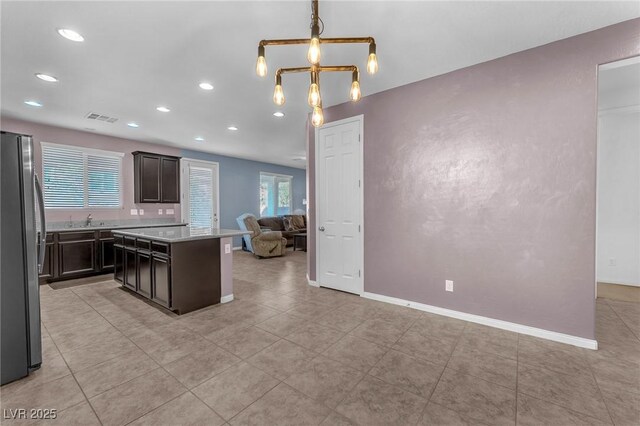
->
[308, 83, 321, 107]
[256, 56, 267, 77]
[367, 53, 378, 75]
[311, 105, 324, 127]
[350, 80, 361, 102]
[256, 45, 267, 77]
[307, 37, 321, 65]
[273, 84, 285, 106]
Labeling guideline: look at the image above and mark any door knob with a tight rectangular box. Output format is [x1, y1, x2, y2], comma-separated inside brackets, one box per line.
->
[319, 226, 325, 231]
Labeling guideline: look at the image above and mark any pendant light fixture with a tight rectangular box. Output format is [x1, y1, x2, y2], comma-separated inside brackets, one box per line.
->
[256, 0, 378, 127]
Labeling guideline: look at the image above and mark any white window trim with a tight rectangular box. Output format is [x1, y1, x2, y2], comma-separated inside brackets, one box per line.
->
[259, 172, 293, 217]
[41, 141, 124, 209]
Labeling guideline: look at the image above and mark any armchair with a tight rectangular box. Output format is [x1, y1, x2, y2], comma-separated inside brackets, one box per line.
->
[238, 214, 287, 258]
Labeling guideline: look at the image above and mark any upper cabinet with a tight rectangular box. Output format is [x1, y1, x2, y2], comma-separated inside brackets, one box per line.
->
[133, 151, 181, 203]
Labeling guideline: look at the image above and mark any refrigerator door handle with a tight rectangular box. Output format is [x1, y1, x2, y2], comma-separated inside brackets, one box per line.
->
[34, 174, 46, 274]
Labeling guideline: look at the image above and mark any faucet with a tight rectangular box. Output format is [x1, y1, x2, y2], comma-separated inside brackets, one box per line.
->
[86, 213, 93, 227]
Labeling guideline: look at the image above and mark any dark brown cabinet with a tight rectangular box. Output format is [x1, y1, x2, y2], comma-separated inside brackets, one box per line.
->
[99, 231, 115, 270]
[124, 247, 137, 291]
[137, 250, 152, 298]
[113, 234, 219, 314]
[151, 255, 171, 308]
[58, 232, 97, 278]
[133, 151, 181, 204]
[160, 158, 180, 203]
[39, 230, 116, 283]
[114, 243, 124, 283]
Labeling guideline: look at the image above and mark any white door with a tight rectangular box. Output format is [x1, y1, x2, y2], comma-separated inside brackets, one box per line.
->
[181, 159, 219, 228]
[316, 116, 363, 295]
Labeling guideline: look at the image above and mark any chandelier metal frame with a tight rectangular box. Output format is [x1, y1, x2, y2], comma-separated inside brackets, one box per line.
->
[256, 0, 378, 127]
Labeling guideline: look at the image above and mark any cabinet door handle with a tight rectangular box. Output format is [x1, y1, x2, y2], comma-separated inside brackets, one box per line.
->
[319, 226, 325, 232]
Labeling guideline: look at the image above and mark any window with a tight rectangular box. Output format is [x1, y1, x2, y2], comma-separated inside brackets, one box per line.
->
[260, 172, 292, 216]
[41, 142, 123, 208]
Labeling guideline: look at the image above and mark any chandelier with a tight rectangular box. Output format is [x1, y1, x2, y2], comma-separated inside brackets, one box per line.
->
[255, 0, 378, 127]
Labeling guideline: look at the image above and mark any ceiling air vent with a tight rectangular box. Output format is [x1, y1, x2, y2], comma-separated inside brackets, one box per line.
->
[85, 112, 118, 123]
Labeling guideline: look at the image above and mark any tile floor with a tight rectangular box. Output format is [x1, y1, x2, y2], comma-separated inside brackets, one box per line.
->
[1, 250, 639, 425]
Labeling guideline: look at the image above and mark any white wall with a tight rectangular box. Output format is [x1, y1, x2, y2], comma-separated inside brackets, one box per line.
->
[597, 110, 640, 286]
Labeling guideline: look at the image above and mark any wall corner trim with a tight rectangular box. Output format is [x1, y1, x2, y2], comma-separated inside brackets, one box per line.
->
[362, 292, 598, 350]
[306, 274, 319, 288]
[220, 294, 234, 304]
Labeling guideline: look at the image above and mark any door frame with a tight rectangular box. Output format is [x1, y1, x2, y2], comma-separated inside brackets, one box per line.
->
[314, 114, 365, 295]
[180, 158, 220, 228]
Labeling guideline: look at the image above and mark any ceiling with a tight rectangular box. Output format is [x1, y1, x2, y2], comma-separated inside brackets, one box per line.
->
[2, 1, 639, 169]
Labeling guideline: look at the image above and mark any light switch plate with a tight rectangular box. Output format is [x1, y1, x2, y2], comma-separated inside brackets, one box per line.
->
[158, 209, 163, 215]
[139, 209, 144, 215]
[130, 209, 138, 216]
[166, 208, 175, 215]
[445, 280, 454, 292]
[225, 243, 231, 254]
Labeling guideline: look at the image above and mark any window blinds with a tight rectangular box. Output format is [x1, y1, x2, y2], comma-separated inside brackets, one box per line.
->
[189, 166, 214, 228]
[41, 143, 123, 208]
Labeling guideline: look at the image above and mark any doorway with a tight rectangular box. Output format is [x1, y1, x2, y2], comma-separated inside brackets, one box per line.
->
[181, 159, 220, 228]
[315, 115, 364, 295]
[596, 56, 640, 300]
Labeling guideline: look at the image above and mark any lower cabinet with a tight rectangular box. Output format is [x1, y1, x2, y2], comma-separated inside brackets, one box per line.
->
[100, 236, 115, 270]
[137, 250, 152, 298]
[151, 255, 171, 308]
[124, 247, 137, 291]
[114, 234, 219, 314]
[39, 230, 116, 283]
[114, 244, 124, 284]
[58, 232, 97, 278]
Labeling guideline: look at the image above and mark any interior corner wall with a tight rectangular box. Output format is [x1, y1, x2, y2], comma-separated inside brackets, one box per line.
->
[597, 111, 640, 286]
[307, 19, 640, 340]
[0, 117, 182, 222]
[180, 149, 307, 247]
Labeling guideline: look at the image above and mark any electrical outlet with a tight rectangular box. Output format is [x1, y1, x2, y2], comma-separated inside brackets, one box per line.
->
[166, 208, 175, 215]
[609, 258, 617, 266]
[446, 280, 454, 292]
[139, 209, 144, 215]
[225, 243, 231, 254]
[158, 209, 163, 215]
[130, 209, 138, 216]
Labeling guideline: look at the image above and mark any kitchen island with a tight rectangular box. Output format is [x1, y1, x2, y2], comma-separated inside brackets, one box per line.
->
[112, 226, 249, 314]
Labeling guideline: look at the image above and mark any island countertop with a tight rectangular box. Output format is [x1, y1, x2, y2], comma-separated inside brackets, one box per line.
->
[112, 226, 250, 243]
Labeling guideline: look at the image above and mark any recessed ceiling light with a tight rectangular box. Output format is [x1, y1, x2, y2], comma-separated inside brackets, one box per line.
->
[24, 100, 43, 107]
[227, 126, 238, 131]
[35, 73, 58, 82]
[194, 137, 204, 142]
[199, 82, 214, 91]
[57, 28, 84, 42]
[127, 122, 139, 128]
[273, 112, 285, 118]
[156, 106, 170, 112]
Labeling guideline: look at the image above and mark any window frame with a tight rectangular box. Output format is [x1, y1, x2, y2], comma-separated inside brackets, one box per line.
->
[259, 171, 293, 217]
[41, 141, 124, 210]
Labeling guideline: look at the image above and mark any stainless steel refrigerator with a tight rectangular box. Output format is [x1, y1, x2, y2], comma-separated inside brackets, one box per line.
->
[1, 130, 45, 385]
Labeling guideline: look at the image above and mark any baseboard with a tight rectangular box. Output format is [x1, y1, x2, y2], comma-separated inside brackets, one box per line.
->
[220, 294, 234, 304]
[362, 292, 598, 350]
[306, 274, 319, 287]
[597, 279, 640, 287]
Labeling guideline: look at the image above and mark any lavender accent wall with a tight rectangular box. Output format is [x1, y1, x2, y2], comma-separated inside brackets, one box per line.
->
[1, 117, 181, 222]
[307, 19, 640, 339]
